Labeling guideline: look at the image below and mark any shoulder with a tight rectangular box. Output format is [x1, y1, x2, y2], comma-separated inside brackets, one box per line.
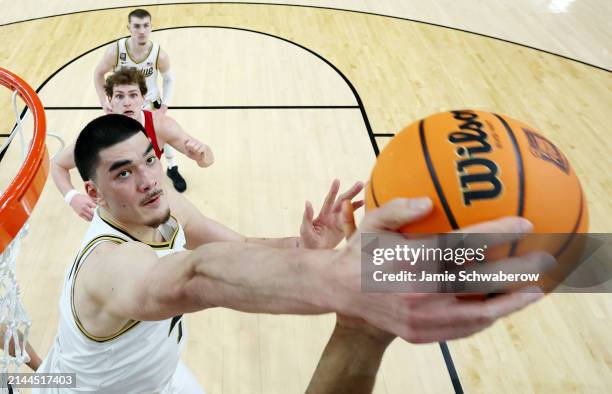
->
[79, 241, 156, 286]
[153, 111, 178, 132]
[99, 43, 119, 63]
[84, 241, 154, 270]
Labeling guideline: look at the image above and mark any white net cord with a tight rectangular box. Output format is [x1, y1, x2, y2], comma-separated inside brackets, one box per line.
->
[0, 226, 31, 375]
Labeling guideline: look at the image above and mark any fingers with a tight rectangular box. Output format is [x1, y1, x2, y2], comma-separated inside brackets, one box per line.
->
[81, 211, 93, 222]
[360, 198, 432, 232]
[453, 217, 534, 249]
[72, 195, 96, 222]
[341, 200, 357, 239]
[470, 287, 544, 323]
[453, 252, 556, 294]
[390, 286, 543, 343]
[351, 200, 364, 210]
[332, 181, 364, 213]
[184, 139, 202, 153]
[320, 179, 340, 214]
[76, 205, 94, 221]
[302, 201, 314, 226]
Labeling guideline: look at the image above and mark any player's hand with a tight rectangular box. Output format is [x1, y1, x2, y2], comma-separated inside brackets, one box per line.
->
[299, 179, 364, 250]
[332, 198, 554, 343]
[101, 101, 112, 114]
[70, 193, 97, 221]
[184, 139, 214, 168]
[158, 104, 169, 115]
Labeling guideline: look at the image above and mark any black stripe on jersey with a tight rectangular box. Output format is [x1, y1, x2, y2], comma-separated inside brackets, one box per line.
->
[115, 40, 120, 68]
[169, 315, 184, 344]
[98, 212, 180, 250]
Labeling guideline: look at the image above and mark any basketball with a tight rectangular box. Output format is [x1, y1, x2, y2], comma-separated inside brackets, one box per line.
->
[366, 109, 589, 289]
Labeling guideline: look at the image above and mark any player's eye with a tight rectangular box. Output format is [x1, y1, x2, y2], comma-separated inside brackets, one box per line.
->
[117, 170, 131, 179]
[146, 156, 156, 165]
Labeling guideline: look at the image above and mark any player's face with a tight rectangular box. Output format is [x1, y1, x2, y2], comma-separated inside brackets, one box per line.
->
[94, 132, 170, 228]
[127, 16, 152, 45]
[111, 84, 144, 118]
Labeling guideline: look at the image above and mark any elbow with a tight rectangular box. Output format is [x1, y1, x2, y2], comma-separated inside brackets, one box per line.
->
[49, 160, 63, 181]
[146, 252, 210, 318]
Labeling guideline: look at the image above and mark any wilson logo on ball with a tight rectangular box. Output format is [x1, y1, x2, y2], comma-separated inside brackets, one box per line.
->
[449, 110, 502, 205]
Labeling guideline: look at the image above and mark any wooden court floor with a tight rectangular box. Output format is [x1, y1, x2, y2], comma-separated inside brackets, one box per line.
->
[0, 2, 610, 393]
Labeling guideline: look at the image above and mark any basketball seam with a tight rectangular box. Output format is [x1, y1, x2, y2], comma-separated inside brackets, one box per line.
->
[554, 186, 585, 258]
[494, 114, 525, 257]
[369, 176, 380, 207]
[419, 119, 459, 230]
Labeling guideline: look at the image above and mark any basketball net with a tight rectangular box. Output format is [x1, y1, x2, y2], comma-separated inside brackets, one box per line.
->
[0, 226, 31, 374]
[0, 90, 35, 379]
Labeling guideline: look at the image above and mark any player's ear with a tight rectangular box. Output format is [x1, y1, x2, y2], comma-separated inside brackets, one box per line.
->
[85, 180, 105, 206]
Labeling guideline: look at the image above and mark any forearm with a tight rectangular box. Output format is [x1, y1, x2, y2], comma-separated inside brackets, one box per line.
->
[245, 236, 301, 249]
[161, 70, 174, 106]
[184, 242, 336, 314]
[93, 71, 108, 106]
[50, 161, 76, 196]
[306, 324, 392, 394]
[25, 342, 42, 371]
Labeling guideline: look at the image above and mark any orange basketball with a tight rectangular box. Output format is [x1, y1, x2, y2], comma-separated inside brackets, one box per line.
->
[366, 109, 589, 290]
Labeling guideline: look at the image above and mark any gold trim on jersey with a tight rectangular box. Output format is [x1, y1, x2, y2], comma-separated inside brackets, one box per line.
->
[125, 38, 154, 64]
[115, 40, 120, 68]
[155, 45, 161, 70]
[70, 235, 143, 343]
[98, 210, 180, 250]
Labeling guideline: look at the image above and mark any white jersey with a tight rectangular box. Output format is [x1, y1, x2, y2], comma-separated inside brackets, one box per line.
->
[35, 209, 191, 393]
[115, 37, 161, 105]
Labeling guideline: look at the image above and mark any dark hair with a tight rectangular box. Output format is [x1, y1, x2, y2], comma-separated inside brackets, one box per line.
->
[104, 67, 147, 99]
[75, 114, 146, 181]
[128, 9, 151, 22]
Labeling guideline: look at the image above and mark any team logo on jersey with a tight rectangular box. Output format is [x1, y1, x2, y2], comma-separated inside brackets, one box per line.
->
[522, 128, 570, 174]
[120, 53, 126, 61]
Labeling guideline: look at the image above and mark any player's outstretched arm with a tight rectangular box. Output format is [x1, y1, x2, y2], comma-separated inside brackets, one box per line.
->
[156, 115, 214, 167]
[94, 44, 117, 113]
[82, 239, 338, 322]
[85, 198, 551, 343]
[305, 317, 394, 394]
[50, 143, 96, 221]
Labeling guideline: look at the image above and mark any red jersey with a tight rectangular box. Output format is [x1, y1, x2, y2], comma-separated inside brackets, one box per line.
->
[143, 110, 164, 159]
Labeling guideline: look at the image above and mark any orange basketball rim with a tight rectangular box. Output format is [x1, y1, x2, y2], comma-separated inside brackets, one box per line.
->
[0, 67, 49, 254]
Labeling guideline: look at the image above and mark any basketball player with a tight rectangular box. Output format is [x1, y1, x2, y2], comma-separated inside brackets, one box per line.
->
[33, 114, 551, 392]
[53, 68, 213, 222]
[93, 8, 188, 192]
